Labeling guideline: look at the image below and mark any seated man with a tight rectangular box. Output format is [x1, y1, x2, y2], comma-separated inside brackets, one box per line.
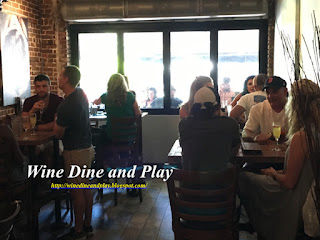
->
[179, 86, 240, 171]
[230, 74, 268, 122]
[22, 74, 63, 131]
[242, 76, 288, 143]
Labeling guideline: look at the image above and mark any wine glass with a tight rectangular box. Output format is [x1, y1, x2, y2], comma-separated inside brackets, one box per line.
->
[272, 122, 281, 151]
[21, 116, 30, 140]
[38, 101, 45, 123]
[30, 113, 37, 135]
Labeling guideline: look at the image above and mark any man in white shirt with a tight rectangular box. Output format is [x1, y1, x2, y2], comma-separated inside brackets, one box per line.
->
[242, 76, 288, 143]
[230, 74, 268, 121]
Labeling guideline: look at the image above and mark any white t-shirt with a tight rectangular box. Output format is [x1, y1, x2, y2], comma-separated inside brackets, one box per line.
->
[237, 91, 267, 119]
[243, 100, 287, 135]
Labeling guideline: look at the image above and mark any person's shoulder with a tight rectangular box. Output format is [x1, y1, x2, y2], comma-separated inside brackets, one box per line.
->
[217, 116, 238, 125]
[24, 95, 38, 102]
[50, 93, 64, 101]
[251, 100, 265, 110]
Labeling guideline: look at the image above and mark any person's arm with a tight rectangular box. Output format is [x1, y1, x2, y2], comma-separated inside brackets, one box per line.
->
[261, 131, 307, 189]
[230, 93, 242, 107]
[242, 105, 270, 143]
[179, 105, 188, 119]
[53, 123, 65, 139]
[37, 113, 57, 131]
[22, 99, 44, 116]
[133, 100, 141, 117]
[229, 105, 245, 120]
[92, 97, 102, 105]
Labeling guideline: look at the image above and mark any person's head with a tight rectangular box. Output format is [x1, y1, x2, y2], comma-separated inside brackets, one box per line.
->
[242, 75, 255, 95]
[220, 77, 231, 92]
[286, 79, 320, 139]
[34, 74, 50, 98]
[187, 76, 214, 105]
[58, 65, 81, 90]
[263, 76, 288, 110]
[191, 86, 221, 118]
[107, 73, 128, 105]
[147, 87, 157, 100]
[170, 85, 176, 98]
[253, 74, 268, 91]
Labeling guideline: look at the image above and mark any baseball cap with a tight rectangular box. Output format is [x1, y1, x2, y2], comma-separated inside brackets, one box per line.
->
[193, 86, 218, 109]
[263, 76, 287, 90]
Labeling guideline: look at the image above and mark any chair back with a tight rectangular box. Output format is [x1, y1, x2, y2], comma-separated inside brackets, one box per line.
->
[0, 201, 21, 240]
[109, 115, 142, 166]
[167, 166, 239, 240]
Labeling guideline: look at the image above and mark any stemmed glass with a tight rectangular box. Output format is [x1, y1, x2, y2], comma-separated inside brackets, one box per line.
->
[272, 122, 281, 151]
[38, 101, 45, 123]
[21, 116, 30, 140]
[30, 113, 37, 135]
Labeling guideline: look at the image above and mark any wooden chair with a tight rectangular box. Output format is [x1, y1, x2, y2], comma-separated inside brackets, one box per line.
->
[0, 200, 21, 240]
[97, 115, 143, 205]
[167, 166, 239, 240]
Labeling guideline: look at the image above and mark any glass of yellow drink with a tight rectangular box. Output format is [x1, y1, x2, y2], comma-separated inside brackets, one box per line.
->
[272, 122, 281, 151]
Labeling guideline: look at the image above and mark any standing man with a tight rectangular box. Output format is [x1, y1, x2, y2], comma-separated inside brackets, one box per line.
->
[242, 76, 288, 143]
[55, 66, 94, 240]
[22, 74, 63, 131]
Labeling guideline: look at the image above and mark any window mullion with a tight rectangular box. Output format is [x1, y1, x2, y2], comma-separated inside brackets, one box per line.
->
[163, 30, 170, 112]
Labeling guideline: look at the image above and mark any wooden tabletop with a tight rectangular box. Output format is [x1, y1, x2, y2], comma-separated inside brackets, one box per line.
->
[168, 139, 287, 164]
[17, 131, 56, 146]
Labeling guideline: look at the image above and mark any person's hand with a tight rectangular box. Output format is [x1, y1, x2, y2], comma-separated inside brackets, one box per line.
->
[253, 133, 272, 144]
[31, 100, 45, 113]
[261, 167, 277, 176]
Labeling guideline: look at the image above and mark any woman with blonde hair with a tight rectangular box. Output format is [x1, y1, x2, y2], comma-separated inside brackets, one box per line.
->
[179, 76, 214, 119]
[238, 79, 319, 240]
[93, 73, 140, 140]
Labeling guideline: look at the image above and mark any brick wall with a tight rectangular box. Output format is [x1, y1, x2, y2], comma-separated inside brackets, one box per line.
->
[0, 0, 67, 120]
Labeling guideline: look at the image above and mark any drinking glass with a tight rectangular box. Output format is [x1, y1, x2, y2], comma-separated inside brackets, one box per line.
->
[21, 116, 30, 140]
[272, 122, 281, 151]
[38, 101, 45, 123]
[30, 113, 37, 135]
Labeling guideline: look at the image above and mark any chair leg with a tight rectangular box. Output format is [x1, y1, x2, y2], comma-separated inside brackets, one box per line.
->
[114, 178, 117, 206]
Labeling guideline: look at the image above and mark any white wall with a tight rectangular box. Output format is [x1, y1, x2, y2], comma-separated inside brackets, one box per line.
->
[142, 115, 180, 164]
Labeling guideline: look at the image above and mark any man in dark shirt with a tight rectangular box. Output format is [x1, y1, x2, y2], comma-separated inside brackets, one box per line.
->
[54, 66, 93, 240]
[22, 74, 63, 131]
[179, 86, 240, 171]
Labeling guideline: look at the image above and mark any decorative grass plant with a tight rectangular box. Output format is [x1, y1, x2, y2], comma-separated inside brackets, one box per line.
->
[280, 11, 320, 231]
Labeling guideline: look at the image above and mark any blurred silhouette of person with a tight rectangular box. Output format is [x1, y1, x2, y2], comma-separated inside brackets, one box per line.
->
[141, 87, 157, 108]
[219, 77, 235, 107]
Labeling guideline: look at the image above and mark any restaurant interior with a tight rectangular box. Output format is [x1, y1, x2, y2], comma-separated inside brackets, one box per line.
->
[0, 0, 319, 239]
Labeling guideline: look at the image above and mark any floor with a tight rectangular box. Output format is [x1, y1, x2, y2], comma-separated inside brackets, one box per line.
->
[34, 177, 257, 240]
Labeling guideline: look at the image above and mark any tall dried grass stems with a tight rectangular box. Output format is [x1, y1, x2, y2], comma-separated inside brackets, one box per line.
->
[280, 11, 320, 227]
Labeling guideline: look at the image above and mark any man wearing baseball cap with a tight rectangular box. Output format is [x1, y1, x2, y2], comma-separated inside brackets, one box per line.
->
[242, 76, 288, 143]
[179, 86, 240, 171]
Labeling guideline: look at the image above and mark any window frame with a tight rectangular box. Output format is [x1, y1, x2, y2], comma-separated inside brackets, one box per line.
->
[69, 19, 268, 115]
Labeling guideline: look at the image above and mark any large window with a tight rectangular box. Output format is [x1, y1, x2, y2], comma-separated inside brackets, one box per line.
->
[124, 32, 163, 109]
[218, 30, 260, 107]
[70, 20, 267, 114]
[78, 33, 118, 103]
[170, 31, 211, 106]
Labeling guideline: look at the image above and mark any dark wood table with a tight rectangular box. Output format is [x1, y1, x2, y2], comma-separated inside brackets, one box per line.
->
[17, 131, 62, 240]
[168, 139, 287, 165]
